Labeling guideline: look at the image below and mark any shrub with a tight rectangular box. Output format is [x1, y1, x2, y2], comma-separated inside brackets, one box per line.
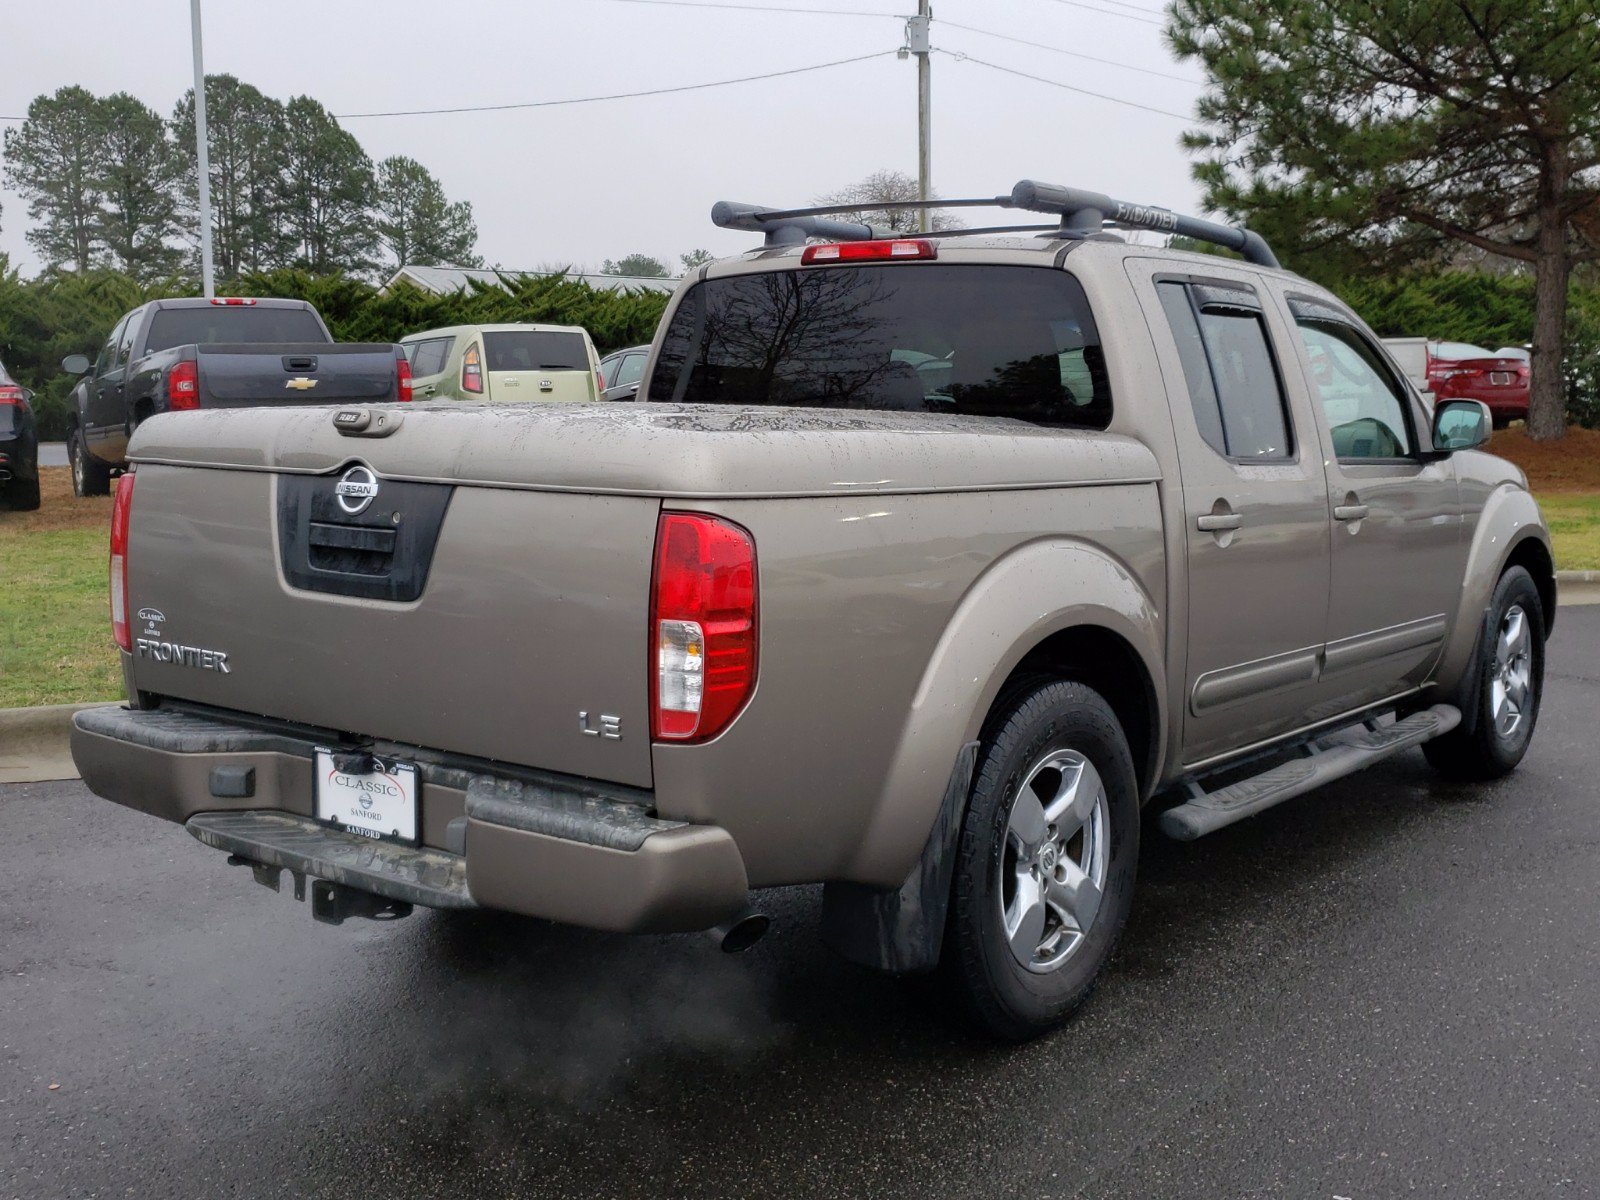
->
[0, 261, 670, 439]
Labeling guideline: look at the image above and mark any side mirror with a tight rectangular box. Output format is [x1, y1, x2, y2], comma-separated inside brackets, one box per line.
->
[1432, 398, 1491, 452]
[62, 354, 91, 375]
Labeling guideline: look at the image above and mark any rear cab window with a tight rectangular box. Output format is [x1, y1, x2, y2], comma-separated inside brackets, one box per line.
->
[144, 306, 328, 354]
[647, 263, 1112, 428]
[483, 331, 590, 372]
[1156, 280, 1292, 460]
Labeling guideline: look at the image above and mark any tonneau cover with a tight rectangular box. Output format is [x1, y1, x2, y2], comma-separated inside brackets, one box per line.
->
[127, 403, 1162, 499]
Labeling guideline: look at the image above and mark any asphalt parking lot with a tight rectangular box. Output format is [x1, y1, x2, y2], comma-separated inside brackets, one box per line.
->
[3, 605, 1597, 1199]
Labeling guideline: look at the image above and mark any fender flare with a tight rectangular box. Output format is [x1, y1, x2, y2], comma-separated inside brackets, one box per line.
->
[823, 537, 1165, 972]
[1432, 484, 1553, 727]
[847, 537, 1165, 886]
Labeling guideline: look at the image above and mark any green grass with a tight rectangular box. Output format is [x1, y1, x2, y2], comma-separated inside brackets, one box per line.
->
[0, 526, 122, 707]
[1541, 493, 1600, 572]
[0, 480, 1596, 711]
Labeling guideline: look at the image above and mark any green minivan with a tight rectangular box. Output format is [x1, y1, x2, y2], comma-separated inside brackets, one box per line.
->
[400, 323, 603, 404]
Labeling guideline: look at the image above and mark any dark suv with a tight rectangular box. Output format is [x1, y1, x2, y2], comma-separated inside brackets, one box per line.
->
[0, 356, 40, 511]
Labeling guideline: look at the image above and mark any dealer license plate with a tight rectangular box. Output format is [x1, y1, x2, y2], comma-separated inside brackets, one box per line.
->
[314, 749, 419, 844]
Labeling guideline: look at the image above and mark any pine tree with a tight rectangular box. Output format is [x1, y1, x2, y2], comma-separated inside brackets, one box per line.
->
[171, 75, 288, 277]
[1170, 0, 1600, 440]
[277, 97, 377, 276]
[2, 86, 105, 272]
[96, 93, 183, 281]
[372, 155, 480, 269]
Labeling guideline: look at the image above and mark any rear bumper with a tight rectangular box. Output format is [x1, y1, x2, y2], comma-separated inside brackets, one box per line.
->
[70, 704, 748, 933]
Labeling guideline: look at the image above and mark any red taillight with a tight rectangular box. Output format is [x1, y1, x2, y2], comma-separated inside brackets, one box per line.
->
[397, 355, 413, 402]
[0, 384, 26, 409]
[110, 473, 135, 652]
[209, 297, 257, 306]
[462, 343, 483, 394]
[167, 360, 199, 410]
[801, 238, 936, 265]
[650, 512, 757, 742]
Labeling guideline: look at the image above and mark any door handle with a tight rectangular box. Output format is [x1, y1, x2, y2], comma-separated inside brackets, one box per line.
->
[1196, 513, 1242, 532]
[1333, 504, 1369, 522]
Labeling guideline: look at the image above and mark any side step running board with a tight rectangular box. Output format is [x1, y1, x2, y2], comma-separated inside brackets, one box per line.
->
[1159, 704, 1461, 841]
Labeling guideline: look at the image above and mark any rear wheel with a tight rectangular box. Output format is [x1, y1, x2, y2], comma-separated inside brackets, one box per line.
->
[942, 680, 1139, 1040]
[1423, 566, 1545, 781]
[69, 429, 110, 498]
[6, 475, 40, 511]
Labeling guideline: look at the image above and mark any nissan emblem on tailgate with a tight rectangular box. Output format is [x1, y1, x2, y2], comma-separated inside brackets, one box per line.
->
[335, 465, 380, 515]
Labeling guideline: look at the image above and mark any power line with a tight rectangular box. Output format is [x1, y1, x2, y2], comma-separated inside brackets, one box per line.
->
[598, 0, 896, 14]
[1085, 0, 1169, 15]
[939, 18, 1200, 83]
[1039, 0, 1166, 27]
[939, 49, 1191, 120]
[334, 50, 896, 119]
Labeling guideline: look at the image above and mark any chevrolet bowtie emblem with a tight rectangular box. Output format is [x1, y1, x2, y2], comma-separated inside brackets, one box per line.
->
[284, 376, 319, 391]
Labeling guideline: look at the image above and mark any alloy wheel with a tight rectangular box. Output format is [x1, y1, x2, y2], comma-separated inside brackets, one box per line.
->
[999, 747, 1110, 973]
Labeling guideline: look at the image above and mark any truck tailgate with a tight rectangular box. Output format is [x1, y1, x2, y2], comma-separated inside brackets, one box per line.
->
[124, 462, 657, 787]
[196, 343, 398, 406]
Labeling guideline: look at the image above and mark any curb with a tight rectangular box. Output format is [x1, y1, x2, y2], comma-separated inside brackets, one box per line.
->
[1557, 570, 1600, 584]
[0, 702, 116, 784]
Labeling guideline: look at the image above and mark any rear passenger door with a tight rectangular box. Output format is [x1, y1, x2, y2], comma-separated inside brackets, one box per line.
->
[84, 314, 130, 453]
[1134, 266, 1333, 767]
[1279, 294, 1464, 710]
[405, 336, 455, 399]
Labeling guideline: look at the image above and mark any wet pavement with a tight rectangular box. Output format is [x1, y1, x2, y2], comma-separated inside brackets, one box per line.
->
[4, 606, 1598, 1198]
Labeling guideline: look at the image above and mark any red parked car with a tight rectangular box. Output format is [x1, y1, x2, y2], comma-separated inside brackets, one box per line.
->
[1426, 341, 1530, 427]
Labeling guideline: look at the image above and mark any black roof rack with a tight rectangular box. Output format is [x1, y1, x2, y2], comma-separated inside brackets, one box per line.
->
[711, 179, 1281, 269]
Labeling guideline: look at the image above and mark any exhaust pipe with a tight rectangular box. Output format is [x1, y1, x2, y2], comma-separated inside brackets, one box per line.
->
[711, 906, 771, 953]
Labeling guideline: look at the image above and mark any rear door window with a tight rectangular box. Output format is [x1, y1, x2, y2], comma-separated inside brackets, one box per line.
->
[1156, 281, 1292, 459]
[406, 337, 453, 378]
[483, 331, 590, 372]
[96, 316, 128, 377]
[612, 352, 647, 388]
[647, 264, 1112, 428]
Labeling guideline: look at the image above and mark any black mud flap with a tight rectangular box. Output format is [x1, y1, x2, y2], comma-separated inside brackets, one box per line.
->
[820, 741, 979, 974]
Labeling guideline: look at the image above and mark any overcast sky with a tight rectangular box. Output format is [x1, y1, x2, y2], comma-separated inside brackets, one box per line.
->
[0, 0, 1207, 278]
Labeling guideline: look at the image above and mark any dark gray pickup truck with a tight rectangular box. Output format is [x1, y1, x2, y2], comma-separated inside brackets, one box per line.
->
[62, 296, 410, 497]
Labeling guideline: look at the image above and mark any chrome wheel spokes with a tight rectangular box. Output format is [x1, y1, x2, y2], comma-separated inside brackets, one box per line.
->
[1490, 603, 1533, 739]
[1000, 748, 1109, 973]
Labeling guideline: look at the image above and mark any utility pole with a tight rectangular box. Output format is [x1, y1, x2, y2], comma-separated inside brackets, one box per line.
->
[190, 0, 215, 298]
[904, 2, 932, 233]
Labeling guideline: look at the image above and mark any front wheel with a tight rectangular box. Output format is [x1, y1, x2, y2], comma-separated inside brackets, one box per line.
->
[1424, 565, 1545, 781]
[942, 680, 1140, 1041]
[68, 429, 110, 498]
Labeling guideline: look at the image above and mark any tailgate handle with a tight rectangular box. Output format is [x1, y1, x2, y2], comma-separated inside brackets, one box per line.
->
[308, 522, 397, 554]
[283, 355, 318, 371]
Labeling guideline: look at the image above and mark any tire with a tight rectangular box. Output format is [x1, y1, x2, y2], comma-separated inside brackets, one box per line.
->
[942, 680, 1140, 1041]
[6, 475, 40, 511]
[1423, 565, 1545, 781]
[68, 429, 110, 498]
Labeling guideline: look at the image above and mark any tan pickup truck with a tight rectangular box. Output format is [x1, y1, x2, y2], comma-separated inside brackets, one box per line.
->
[72, 182, 1554, 1039]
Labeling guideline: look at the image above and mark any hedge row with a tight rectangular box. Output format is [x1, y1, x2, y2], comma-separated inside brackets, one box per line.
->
[0, 264, 671, 439]
[3, 260, 1598, 441]
[1338, 272, 1600, 428]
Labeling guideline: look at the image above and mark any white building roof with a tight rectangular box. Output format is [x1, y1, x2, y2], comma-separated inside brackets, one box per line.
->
[383, 264, 680, 296]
